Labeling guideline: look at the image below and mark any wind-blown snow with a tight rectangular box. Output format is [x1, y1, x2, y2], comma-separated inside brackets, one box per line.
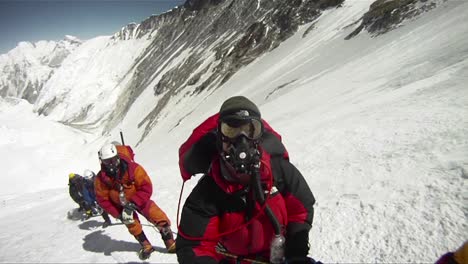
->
[0, 0, 467, 263]
[33, 35, 151, 125]
[0, 97, 98, 195]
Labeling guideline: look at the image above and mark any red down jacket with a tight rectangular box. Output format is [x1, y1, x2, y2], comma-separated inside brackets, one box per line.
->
[176, 114, 315, 264]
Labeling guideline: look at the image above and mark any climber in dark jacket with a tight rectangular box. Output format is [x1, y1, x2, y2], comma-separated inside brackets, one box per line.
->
[69, 173, 89, 212]
[176, 96, 316, 264]
[69, 171, 112, 226]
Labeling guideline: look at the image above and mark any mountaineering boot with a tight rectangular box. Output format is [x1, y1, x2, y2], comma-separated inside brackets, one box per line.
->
[81, 209, 93, 220]
[135, 232, 154, 260]
[93, 204, 104, 215]
[159, 223, 176, 253]
[101, 212, 112, 228]
[166, 240, 176, 254]
[102, 220, 111, 228]
[138, 243, 154, 260]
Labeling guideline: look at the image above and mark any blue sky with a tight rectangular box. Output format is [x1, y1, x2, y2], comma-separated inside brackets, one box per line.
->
[0, 0, 185, 54]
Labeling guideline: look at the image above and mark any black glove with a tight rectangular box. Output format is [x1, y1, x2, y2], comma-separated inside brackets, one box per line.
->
[124, 202, 138, 211]
[285, 257, 322, 264]
[121, 202, 138, 224]
[285, 228, 310, 259]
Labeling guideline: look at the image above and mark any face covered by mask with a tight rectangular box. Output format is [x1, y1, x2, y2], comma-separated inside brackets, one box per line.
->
[101, 156, 121, 177]
[218, 117, 263, 185]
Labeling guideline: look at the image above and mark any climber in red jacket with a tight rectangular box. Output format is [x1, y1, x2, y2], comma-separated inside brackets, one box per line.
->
[176, 96, 316, 264]
[95, 143, 176, 260]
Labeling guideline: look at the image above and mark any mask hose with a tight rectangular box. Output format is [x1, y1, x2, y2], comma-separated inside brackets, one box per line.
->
[252, 165, 284, 264]
[251, 167, 281, 235]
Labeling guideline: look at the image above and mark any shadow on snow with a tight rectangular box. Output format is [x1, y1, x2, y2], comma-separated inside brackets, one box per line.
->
[82, 230, 167, 257]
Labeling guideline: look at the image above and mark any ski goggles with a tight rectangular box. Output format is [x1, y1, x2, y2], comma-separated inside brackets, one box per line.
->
[219, 117, 263, 140]
[101, 156, 120, 168]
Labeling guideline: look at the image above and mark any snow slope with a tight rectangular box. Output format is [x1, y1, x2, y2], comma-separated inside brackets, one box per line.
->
[0, 0, 467, 263]
[33, 35, 151, 126]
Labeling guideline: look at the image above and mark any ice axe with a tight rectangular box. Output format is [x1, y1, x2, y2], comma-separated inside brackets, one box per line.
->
[120, 130, 125, 145]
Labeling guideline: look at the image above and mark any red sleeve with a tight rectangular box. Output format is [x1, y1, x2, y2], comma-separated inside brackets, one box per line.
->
[178, 217, 222, 264]
[179, 114, 219, 181]
[95, 173, 121, 218]
[129, 165, 153, 209]
[176, 176, 223, 264]
[277, 158, 315, 259]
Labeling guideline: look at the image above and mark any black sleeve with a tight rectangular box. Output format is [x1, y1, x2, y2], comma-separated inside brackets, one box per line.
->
[273, 158, 315, 259]
[183, 131, 218, 176]
[69, 184, 83, 205]
[86, 179, 95, 195]
[176, 175, 222, 264]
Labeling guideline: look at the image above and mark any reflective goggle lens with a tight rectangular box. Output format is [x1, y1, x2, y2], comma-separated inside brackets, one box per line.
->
[220, 118, 263, 140]
[101, 156, 119, 167]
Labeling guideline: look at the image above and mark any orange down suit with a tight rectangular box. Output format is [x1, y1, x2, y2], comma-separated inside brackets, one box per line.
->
[94, 153, 170, 236]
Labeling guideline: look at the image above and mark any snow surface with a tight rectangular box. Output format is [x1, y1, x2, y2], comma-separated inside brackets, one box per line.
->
[0, 35, 81, 101]
[33, 35, 151, 125]
[0, 0, 467, 263]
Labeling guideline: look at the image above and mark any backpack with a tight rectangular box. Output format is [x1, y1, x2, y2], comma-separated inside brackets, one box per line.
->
[178, 113, 289, 182]
[116, 145, 135, 162]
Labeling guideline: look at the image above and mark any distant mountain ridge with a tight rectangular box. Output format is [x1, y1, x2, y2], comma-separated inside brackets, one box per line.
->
[0, 36, 81, 103]
[0, 0, 447, 142]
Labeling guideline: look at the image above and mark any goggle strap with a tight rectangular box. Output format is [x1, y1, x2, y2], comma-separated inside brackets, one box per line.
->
[219, 119, 263, 140]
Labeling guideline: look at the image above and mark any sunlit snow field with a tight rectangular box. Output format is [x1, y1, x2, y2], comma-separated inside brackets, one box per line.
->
[0, 0, 467, 263]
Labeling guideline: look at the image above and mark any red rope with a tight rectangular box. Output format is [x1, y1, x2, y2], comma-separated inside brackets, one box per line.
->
[216, 249, 270, 264]
[176, 159, 274, 241]
[176, 180, 185, 234]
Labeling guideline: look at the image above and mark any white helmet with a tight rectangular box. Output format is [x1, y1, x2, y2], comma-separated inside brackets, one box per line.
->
[99, 143, 118, 160]
[83, 169, 95, 179]
[111, 141, 122, 146]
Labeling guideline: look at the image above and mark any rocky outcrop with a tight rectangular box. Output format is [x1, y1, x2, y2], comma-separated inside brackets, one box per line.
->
[184, 0, 223, 11]
[104, 0, 345, 143]
[0, 37, 81, 103]
[111, 7, 184, 41]
[346, 0, 442, 39]
[1, 0, 449, 145]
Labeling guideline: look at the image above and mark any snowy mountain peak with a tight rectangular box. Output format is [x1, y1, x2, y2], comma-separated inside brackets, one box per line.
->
[111, 5, 184, 41]
[0, 37, 81, 103]
[1, 0, 467, 263]
[113, 22, 141, 40]
[16, 41, 35, 50]
[47, 36, 82, 67]
[64, 35, 82, 44]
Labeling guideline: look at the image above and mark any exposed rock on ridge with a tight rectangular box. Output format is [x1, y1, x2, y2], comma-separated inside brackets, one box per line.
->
[346, 0, 444, 39]
[0, 37, 81, 103]
[105, 0, 345, 143]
